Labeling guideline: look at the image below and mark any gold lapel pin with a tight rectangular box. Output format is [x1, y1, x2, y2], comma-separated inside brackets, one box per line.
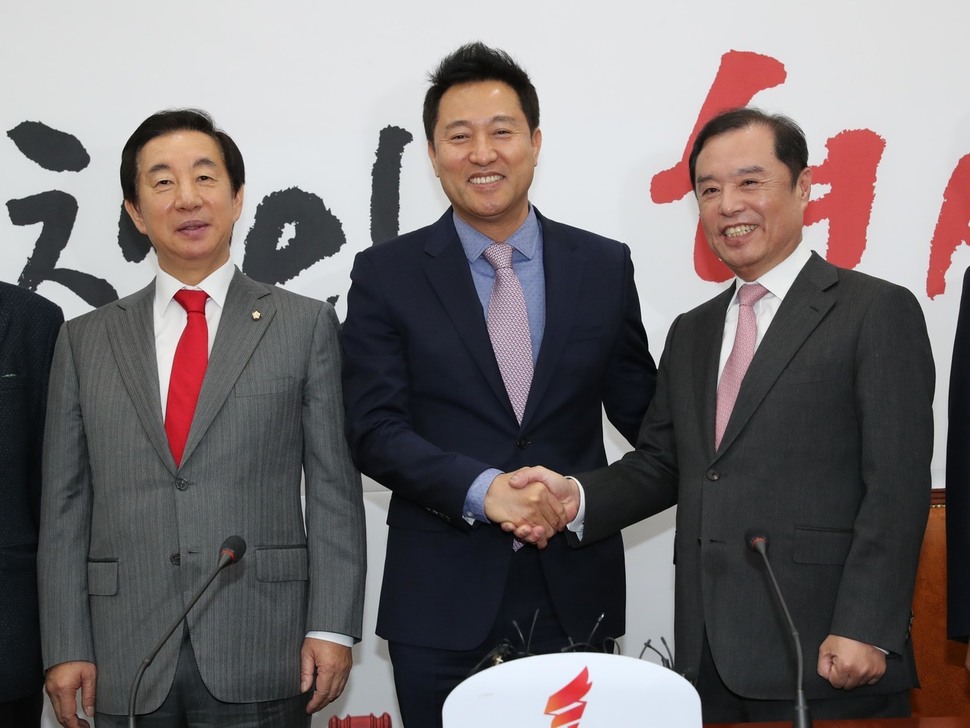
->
[251, 310, 261, 321]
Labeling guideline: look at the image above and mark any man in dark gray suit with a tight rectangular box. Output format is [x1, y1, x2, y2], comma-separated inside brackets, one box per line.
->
[0, 282, 62, 726]
[509, 108, 934, 722]
[38, 110, 365, 728]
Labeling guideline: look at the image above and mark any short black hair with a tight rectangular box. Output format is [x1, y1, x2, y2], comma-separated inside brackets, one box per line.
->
[688, 107, 808, 189]
[121, 108, 245, 204]
[423, 42, 540, 142]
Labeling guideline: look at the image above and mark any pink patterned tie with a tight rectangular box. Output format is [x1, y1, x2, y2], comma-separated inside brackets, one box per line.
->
[715, 283, 768, 449]
[483, 243, 533, 423]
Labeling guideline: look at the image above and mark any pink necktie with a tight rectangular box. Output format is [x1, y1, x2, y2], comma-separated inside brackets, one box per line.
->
[482, 243, 533, 423]
[166, 289, 209, 466]
[715, 283, 769, 449]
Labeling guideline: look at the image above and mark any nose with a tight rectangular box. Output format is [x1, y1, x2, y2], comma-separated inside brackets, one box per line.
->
[718, 184, 744, 216]
[468, 135, 497, 165]
[175, 180, 202, 210]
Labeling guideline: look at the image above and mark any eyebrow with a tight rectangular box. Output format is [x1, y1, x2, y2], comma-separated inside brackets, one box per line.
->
[695, 165, 767, 187]
[145, 157, 220, 176]
[441, 114, 522, 132]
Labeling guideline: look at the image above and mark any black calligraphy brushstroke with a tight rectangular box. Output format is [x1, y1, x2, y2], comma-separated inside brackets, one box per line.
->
[242, 187, 346, 285]
[7, 121, 90, 172]
[8, 191, 117, 305]
[370, 126, 413, 247]
[117, 203, 153, 262]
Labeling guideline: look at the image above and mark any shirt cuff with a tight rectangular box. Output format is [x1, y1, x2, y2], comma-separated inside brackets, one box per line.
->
[463, 468, 503, 524]
[565, 476, 586, 541]
[305, 631, 355, 647]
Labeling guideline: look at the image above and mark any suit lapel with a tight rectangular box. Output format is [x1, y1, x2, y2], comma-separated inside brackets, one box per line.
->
[180, 269, 274, 466]
[526, 214, 581, 426]
[421, 213, 513, 418]
[105, 282, 174, 472]
[716, 253, 838, 454]
[695, 287, 735, 458]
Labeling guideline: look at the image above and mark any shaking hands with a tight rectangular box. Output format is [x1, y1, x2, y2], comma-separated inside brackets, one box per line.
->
[482, 466, 579, 549]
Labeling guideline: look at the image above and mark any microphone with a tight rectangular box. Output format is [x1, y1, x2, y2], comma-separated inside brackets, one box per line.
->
[127, 536, 247, 727]
[745, 529, 812, 728]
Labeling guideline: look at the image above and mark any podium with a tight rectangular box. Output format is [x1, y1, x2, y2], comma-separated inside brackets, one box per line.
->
[442, 652, 702, 727]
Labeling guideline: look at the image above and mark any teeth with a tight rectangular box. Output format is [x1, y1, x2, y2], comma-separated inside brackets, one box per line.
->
[470, 175, 502, 185]
[724, 224, 756, 238]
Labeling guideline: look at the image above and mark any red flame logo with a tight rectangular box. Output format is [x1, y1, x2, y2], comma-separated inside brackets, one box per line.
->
[545, 667, 592, 727]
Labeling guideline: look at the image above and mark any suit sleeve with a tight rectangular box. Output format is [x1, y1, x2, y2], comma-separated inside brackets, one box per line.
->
[947, 266, 970, 641]
[26, 299, 64, 528]
[341, 252, 494, 523]
[577, 315, 681, 545]
[600, 246, 657, 446]
[303, 303, 367, 639]
[38, 321, 97, 667]
[828, 283, 934, 653]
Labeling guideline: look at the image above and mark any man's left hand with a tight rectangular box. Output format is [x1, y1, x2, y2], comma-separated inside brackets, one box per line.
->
[817, 634, 886, 690]
[300, 638, 352, 713]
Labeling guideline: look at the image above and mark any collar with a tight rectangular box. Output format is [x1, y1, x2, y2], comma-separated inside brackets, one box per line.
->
[453, 206, 540, 264]
[154, 257, 235, 316]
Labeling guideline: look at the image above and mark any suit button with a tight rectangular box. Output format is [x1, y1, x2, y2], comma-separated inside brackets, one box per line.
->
[516, 438, 531, 449]
[170, 553, 181, 566]
[706, 469, 720, 481]
[175, 477, 188, 491]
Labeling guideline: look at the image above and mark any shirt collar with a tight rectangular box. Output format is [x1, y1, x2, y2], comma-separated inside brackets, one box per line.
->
[453, 206, 540, 263]
[731, 241, 812, 304]
[154, 257, 235, 316]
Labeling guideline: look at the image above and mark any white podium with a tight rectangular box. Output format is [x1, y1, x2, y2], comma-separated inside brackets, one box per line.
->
[442, 652, 702, 727]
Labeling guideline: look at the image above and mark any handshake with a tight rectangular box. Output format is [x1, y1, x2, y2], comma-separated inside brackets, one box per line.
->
[483, 466, 582, 549]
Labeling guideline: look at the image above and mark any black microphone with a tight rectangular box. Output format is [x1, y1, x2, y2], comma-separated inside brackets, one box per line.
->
[745, 529, 812, 728]
[127, 536, 247, 727]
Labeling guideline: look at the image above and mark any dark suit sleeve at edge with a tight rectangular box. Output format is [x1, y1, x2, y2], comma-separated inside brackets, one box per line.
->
[947, 266, 970, 641]
[341, 252, 491, 523]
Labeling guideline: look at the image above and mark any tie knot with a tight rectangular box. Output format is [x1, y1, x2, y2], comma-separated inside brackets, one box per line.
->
[737, 283, 769, 307]
[174, 289, 208, 314]
[482, 243, 514, 271]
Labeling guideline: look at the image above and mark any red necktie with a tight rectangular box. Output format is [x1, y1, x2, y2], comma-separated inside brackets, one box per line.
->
[166, 289, 209, 466]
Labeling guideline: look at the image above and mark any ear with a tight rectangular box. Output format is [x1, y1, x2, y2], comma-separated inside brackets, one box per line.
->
[231, 185, 244, 223]
[427, 140, 439, 177]
[531, 127, 542, 166]
[796, 167, 812, 209]
[124, 199, 148, 235]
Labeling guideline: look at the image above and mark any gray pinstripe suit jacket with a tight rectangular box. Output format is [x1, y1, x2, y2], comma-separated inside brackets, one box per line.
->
[38, 268, 365, 715]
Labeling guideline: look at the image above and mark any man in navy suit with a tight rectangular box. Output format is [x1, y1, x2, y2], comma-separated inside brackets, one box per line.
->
[0, 281, 62, 726]
[341, 42, 656, 727]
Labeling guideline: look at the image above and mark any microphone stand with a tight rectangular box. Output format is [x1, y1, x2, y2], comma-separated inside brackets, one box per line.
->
[127, 539, 244, 727]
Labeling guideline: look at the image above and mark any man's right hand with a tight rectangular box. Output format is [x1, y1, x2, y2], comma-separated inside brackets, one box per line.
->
[505, 466, 580, 544]
[45, 661, 96, 728]
[483, 472, 566, 548]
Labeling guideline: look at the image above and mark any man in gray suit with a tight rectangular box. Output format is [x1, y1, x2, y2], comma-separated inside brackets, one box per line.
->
[38, 109, 366, 728]
[508, 108, 933, 722]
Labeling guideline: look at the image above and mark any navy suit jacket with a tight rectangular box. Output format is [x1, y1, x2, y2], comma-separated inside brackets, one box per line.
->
[947, 266, 970, 641]
[0, 282, 62, 701]
[341, 208, 656, 650]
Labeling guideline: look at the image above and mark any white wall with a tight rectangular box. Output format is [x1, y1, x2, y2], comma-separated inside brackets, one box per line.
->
[3, 0, 964, 724]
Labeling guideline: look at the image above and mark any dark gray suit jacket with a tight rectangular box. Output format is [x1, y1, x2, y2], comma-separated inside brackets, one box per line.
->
[579, 253, 933, 701]
[38, 269, 365, 714]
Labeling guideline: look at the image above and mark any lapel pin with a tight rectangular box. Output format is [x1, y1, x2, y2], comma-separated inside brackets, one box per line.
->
[251, 310, 261, 321]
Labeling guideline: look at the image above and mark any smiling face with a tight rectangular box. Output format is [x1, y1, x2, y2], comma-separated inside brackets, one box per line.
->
[694, 123, 811, 281]
[124, 130, 243, 285]
[428, 80, 541, 242]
